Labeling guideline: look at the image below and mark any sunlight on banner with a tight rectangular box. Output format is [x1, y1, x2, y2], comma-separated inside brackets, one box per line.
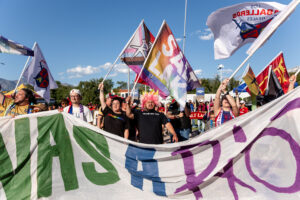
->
[1, 87, 300, 199]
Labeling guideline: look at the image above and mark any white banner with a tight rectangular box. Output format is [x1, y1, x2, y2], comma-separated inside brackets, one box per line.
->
[1, 87, 300, 199]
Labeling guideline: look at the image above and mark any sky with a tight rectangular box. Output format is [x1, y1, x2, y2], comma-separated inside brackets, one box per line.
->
[0, 0, 299, 87]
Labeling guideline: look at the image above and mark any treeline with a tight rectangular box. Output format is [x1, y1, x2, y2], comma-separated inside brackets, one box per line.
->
[48, 73, 300, 105]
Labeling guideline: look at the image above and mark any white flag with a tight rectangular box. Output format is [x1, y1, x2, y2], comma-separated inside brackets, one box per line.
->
[247, 0, 300, 55]
[23, 43, 57, 103]
[206, 2, 286, 60]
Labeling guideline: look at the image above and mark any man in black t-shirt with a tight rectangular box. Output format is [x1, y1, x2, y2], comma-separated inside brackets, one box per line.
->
[126, 94, 178, 144]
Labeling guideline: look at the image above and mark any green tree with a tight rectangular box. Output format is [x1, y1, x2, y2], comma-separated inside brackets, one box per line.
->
[77, 78, 114, 105]
[50, 81, 73, 104]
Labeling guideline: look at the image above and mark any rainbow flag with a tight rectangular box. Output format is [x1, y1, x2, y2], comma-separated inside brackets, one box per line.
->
[121, 20, 169, 98]
[143, 21, 201, 109]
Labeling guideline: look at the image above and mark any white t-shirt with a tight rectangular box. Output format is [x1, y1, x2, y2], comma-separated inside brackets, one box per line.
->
[64, 105, 93, 123]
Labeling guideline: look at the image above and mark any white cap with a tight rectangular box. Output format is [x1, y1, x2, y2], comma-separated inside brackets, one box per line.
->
[70, 89, 81, 96]
[240, 100, 245, 104]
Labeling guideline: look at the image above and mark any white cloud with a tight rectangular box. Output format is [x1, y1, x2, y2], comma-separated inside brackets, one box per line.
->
[199, 32, 214, 40]
[176, 38, 183, 42]
[194, 69, 202, 75]
[190, 30, 202, 36]
[191, 28, 214, 41]
[222, 68, 233, 73]
[64, 62, 129, 79]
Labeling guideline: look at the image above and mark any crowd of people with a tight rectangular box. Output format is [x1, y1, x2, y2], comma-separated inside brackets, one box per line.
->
[0, 76, 297, 145]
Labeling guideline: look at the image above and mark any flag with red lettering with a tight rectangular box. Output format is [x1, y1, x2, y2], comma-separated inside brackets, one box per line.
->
[143, 21, 201, 109]
[206, 2, 286, 59]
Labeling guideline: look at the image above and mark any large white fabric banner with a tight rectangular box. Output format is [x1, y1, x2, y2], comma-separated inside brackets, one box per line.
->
[1, 87, 300, 199]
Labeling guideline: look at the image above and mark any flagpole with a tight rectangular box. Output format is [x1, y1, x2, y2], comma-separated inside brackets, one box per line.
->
[130, 20, 166, 97]
[182, 0, 188, 54]
[14, 42, 37, 92]
[228, 52, 253, 80]
[101, 19, 145, 84]
[295, 68, 300, 77]
[128, 67, 130, 96]
[228, 45, 280, 80]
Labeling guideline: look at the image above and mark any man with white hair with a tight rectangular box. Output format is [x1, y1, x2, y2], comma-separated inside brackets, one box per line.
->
[63, 89, 93, 124]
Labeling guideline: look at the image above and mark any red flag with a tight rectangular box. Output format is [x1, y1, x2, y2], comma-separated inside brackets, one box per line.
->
[270, 52, 289, 94]
[256, 65, 270, 95]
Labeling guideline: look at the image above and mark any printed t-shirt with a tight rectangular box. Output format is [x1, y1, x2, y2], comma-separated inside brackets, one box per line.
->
[133, 109, 168, 144]
[102, 106, 129, 138]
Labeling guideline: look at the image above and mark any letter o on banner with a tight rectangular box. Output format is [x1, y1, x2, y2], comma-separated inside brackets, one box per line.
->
[245, 127, 300, 193]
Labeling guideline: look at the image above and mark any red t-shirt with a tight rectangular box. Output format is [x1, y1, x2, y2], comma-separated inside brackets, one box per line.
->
[239, 107, 249, 115]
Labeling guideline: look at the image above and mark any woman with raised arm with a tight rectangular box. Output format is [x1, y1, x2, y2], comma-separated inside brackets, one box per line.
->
[99, 83, 129, 139]
[214, 78, 239, 127]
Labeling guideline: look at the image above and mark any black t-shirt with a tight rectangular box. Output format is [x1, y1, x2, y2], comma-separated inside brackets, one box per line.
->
[133, 109, 168, 144]
[102, 107, 129, 138]
[168, 109, 181, 130]
[180, 112, 191, 129]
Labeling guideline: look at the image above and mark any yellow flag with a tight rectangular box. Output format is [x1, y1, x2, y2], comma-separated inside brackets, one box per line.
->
[242, 65, 260, 95]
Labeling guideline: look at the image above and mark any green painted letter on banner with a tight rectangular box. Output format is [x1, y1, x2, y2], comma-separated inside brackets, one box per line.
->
[0, 118, 32, 200]
[37, 114, 78, 198]
[73, 126, 120, 185]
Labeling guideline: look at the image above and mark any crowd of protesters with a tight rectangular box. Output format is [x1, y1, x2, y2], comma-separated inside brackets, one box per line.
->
[1, 76, 297, 145]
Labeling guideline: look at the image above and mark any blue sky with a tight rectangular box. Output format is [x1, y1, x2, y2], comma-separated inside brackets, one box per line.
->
[0, 0, 299, 86]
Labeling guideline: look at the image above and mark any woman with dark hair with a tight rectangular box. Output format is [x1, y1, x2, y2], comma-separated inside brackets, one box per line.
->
[99, 83, 129, 139]
[214, 78, 238, 127]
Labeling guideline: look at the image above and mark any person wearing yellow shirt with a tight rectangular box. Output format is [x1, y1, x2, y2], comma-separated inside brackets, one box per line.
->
[0, 88, 36, 117]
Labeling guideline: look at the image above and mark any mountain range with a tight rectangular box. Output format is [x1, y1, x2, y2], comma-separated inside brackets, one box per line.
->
[0, 78, 19, 91]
